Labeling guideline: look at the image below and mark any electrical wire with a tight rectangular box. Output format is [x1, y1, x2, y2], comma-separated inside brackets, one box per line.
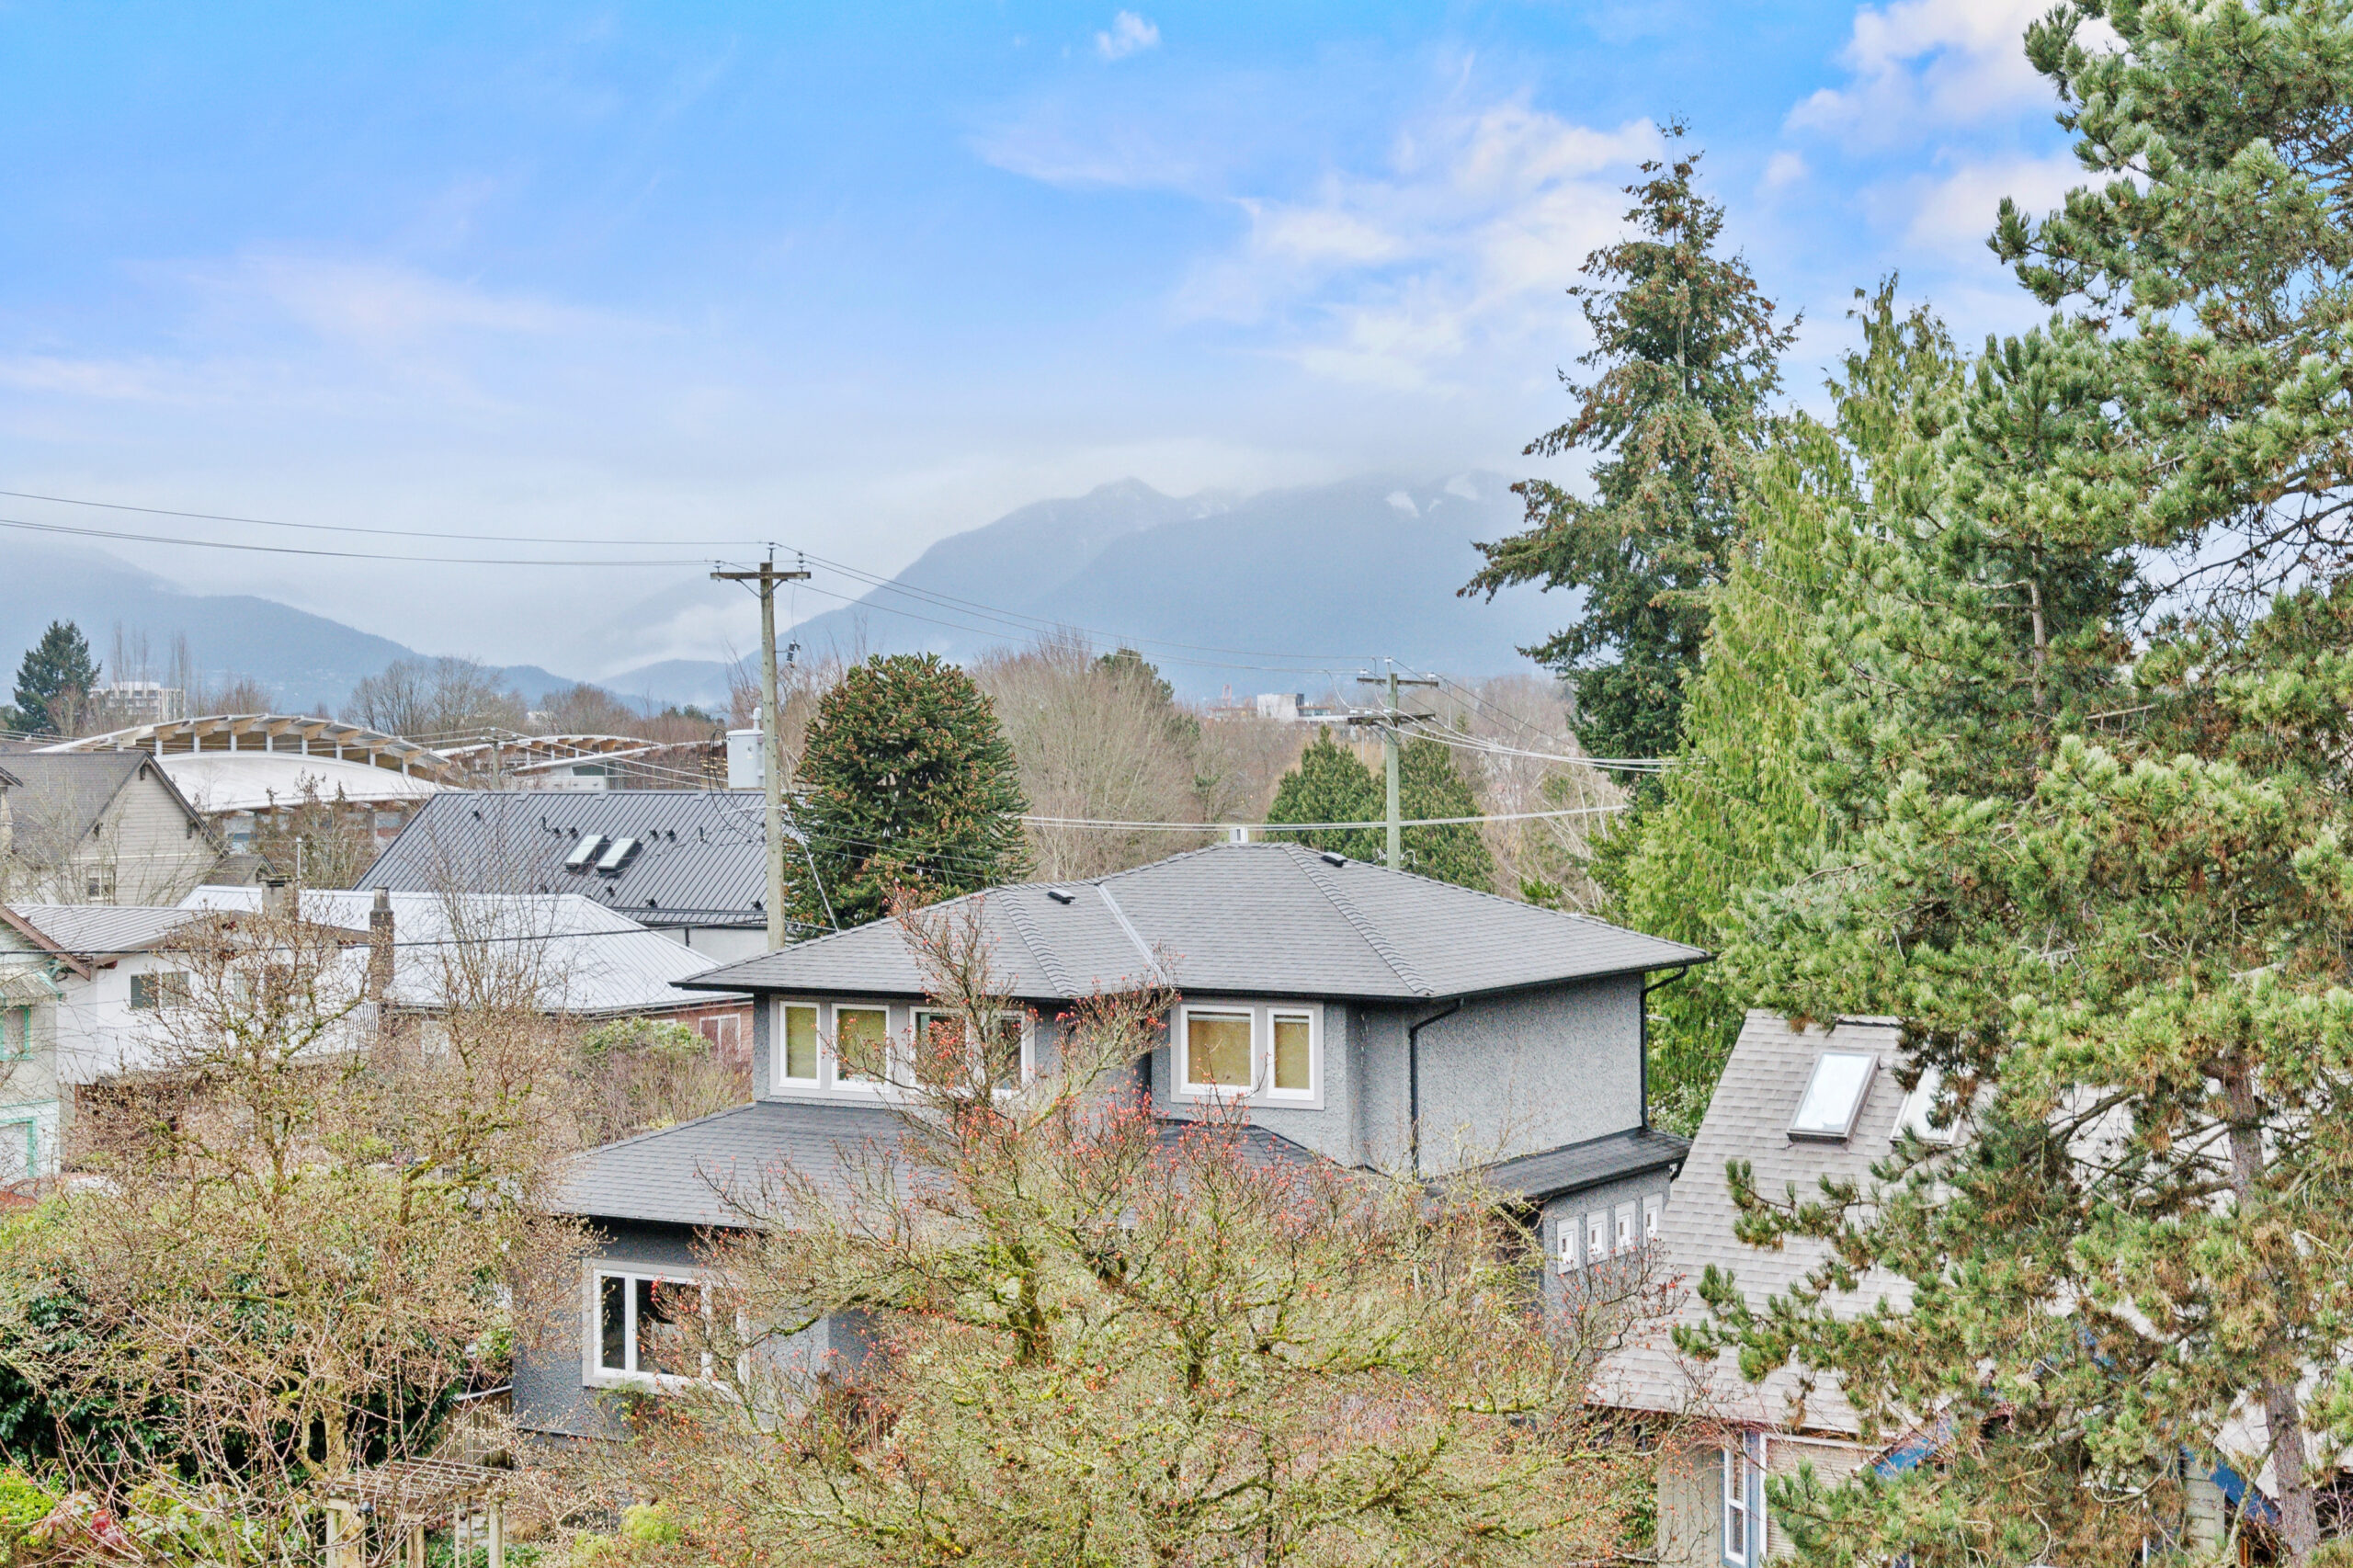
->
[0, 512, 722, 568]
[0, 487, 766, 549]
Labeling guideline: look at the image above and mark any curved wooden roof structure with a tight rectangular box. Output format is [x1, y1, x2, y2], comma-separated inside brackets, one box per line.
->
[43, 713, 464, 783]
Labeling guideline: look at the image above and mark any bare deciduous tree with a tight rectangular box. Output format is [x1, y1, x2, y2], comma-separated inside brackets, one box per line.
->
[343, 656, 527, 742]
[973, 631, 1210, 879]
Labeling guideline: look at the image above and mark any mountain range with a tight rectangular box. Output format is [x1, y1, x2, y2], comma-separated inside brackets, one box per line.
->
[0, 472, 1572, 715]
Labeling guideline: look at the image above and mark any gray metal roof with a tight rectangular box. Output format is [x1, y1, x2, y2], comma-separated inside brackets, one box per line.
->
[685, 843, 1708, 1003]
[555, 1097, 1323, 1229]
[183, 886, 745, 1017]
[362, 790, 782, 930]
[1481, 1125, 1689, 1203]
[0, 903, 208, 961]
[1594, 1011, 1914, 1436]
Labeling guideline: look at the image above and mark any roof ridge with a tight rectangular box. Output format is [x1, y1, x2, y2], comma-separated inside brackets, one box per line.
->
[1289, 844, 1432, 997]
[1089, 882, 1166, 984]
[1001, 891, 1078, 996]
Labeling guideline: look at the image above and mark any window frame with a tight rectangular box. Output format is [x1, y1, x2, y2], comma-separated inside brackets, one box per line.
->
[826, 1001, 899, 1095]
[1721, 1432, 1765, 1566]
[585, 1265, 712, 1389]
[776, 1001, 822, 1087]
[913, 1006, 1033, 1093]
[129, 971, 189, 1013]
[1170, 1001, 1324, 1108]
[1586, 1210, 1608, 1262]
[1789, 1050, 1879, 1142]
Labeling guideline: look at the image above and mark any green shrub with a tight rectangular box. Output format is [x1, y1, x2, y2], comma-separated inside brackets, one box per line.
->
[0, 1467, 57, 1546]
[620, 1502, 679, 1547]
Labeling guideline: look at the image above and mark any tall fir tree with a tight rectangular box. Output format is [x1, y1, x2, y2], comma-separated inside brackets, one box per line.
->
[1462, 124, 1796, 765]
[1264, 732, 1495, 890]
[6, 620, 98, 735]
[1686, 7, 2353, 1562]
[788, 653, 1028, 931]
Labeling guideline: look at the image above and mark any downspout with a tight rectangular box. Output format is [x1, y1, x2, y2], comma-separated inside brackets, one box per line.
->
[1640, 965, 1696, 1131]
[1406, 997, 1463, 1177]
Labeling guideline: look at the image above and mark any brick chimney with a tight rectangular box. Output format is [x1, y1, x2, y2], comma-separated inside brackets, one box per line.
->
[368, 888, 394, 1000]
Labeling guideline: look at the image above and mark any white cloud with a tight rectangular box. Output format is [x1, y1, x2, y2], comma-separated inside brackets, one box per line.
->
[1176, 105, 1659, 389]
[1790, 0, 2065, 143]
[224, 256, 611, 347]
[1763, 151, 1808, 189]
[1095, 12, 1160, 62]
[1902, 151, 2084, 249]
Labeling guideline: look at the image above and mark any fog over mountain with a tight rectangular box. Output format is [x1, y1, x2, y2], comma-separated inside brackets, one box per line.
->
[0, 473, 1574, 715]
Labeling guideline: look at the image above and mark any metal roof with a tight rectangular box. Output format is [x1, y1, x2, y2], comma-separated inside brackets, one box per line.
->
[553, 1097, 1323, 1229]
[360, 790, 781, 930]
[181, 886, 745, 1017]
[686, 842, 1708, 1003]
[1, 903, 210, 960]
[156, 753, 445, 814]
[1593, 1012, 1913, 1436]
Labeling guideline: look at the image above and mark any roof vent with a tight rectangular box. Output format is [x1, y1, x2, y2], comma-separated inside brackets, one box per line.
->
[1790, 1051, 1879, 1142]
[1319, 851, 1347, 868]
[562, 834, 607, 871]
[596, 836, 642, 875]
[1045, 888, 1075, 905]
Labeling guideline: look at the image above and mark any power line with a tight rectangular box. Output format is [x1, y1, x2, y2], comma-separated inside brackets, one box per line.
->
[0, 513, 721, 568]
[1021, 804, 1625, 831]
[0, 486, 764, 549]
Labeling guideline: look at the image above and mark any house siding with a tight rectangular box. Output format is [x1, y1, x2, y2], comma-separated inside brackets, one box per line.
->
[512, 1217, 870, 1441]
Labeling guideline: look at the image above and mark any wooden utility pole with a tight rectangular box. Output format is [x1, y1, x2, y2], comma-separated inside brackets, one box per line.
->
[712, 554, 811, 949]
[1353, 664, 1438, 870]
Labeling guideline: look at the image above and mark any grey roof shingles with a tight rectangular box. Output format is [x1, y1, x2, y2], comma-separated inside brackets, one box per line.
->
[555, 1097, 1324, 1230]
[681, 842, 1707, 1003]
[1593, 1011, 1914, 1437]
[1482, 1125, 1690, 1203]
[362, 790, 778, 930]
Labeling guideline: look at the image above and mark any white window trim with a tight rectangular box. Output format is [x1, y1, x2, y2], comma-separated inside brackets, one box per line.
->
[1586, 1210, 1608, 1261]
[1721, 1432, 1766, 1566]
[775, 1000, 823, 1087]
[583, 1263, 712, 1391]
[913, 1006, 1035, 1093]
[1170, 1001, 1324, 1108]
[824, 999, 902, 1096]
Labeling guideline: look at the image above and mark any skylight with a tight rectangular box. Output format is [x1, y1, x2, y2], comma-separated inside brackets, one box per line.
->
[1790, 1051, 1878, 1142]
[595, 836, 642, 874]
[1896, 1066, 1962, 1145]
[562, 835, 607, 871]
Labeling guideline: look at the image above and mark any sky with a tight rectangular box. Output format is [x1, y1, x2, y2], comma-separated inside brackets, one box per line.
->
[0, 1, 2089, 681]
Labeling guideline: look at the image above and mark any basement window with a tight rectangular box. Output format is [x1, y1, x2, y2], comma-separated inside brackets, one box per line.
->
[1790, 1051, 1878, 1142]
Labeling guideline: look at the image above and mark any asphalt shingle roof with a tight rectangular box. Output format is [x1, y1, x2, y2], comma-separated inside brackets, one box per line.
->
[1482, 1125, 1690, 1203]
[1594, 1011, 1914, 1436]
[0, 753, 199, 868]
[363, 790, 778, 930]
[555, 1097, 1324, 1229]
[684, 842, 1707, 1003]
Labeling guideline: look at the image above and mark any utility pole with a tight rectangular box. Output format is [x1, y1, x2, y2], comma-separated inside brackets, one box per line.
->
[1352, 662, 1439, 870]
[712, 552, 811, 949]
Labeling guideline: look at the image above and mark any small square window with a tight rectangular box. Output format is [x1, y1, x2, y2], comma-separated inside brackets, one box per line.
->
[1557, 1216, 1581, 1274]
[915, 1008, 1028, 1091]
[1185, 1011, 1252, 1089]
[130, 972, 189, 1012]
[1586, 1211, 1608, 1261]
[1614, 1204, 1635, 1254]
[596, 1269, 708, 1381]
[780, 1004, 819, 1083]
[1643, 1196, 1663, 1244]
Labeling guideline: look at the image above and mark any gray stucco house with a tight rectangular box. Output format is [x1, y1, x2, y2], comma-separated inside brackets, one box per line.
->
[515, 841, 1707, 1439]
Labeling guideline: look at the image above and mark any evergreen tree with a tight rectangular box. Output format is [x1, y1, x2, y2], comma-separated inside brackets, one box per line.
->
[1687, 9, 2353, 1561]
[1616, 283, 1962, 1131]
[1463, 124, 1796, 764]
[6, 620, 98, 734]
[1265, 732, 1495, 890]
[789, 653, 1028, 930]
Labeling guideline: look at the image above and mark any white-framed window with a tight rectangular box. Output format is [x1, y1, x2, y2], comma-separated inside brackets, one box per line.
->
[1643, 1196, 1663, 1244]
[769, 999, 908, 1096]
[914, 1007, 1031, 1091]
[778, 1002, 821, 1085]
[129, 971, 189, 1012]
[1586, 1211, 1608, 1261]
[1722, 1432, 1765, 1566]
[1615, 1203, 1635, 1255]
[591, 1267, 710, 1385]
[1557, 1214, 1581, 1274]
[1173, 1002, 1323, 1105]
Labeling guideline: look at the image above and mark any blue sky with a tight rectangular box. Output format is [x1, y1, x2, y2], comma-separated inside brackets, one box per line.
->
[0, 1, 2086, 678]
